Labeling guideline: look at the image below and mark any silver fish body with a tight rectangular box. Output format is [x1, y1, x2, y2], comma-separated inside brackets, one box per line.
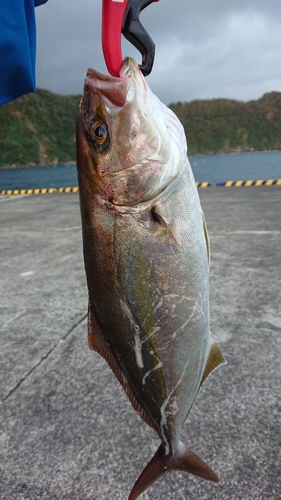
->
[76, 58, 224, 500]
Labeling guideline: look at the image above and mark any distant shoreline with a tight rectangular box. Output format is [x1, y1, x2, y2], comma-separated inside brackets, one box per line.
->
[0, 161, 76, 171]
[1, 149, 280, 171]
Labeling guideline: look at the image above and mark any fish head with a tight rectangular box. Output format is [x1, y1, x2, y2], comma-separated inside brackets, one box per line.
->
[77, 58, 187, 206]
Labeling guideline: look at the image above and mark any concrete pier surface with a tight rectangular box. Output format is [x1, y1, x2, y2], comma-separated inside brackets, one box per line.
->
[1, 187, 280, 500]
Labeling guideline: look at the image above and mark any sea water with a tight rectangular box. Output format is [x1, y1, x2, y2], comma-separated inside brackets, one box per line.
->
[190, 151, 281, 184]
[0, 151, 280, 191]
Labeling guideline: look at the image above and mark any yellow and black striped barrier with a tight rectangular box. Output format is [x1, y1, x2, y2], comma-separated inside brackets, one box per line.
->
[196, 182, 211, 188]
[2, 180, 281, 195]
[1, 187, 57, 195]
[218, 179, 281, 187]
[0, 187, 79, 195]
[59, 187, 79, 193]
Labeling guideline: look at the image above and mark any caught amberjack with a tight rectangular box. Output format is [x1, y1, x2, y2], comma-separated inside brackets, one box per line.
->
[76, 58, 224, 500]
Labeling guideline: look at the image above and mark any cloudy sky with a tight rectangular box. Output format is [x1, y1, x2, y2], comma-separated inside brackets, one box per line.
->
[35, 0, 281, 105]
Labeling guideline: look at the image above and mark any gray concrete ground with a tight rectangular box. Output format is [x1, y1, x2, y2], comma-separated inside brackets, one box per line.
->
[0, 187, 281, 500]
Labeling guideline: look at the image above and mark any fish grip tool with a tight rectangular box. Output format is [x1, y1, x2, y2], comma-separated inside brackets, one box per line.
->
[102, 0, 159, 77]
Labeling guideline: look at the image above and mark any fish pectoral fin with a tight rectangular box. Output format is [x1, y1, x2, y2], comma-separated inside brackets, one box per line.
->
[166, 221, 182, 246]
[151, 205, 182, 246]
[128, 440, 218, 500]
[87, 298, 156, 432]
[200, 342, 226, 389]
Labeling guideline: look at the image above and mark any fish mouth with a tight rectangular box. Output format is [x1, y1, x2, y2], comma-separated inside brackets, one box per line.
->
[85, 58, 143, 114]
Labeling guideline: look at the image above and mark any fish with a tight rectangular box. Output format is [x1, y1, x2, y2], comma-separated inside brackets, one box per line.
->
[76, 57, 225, 500]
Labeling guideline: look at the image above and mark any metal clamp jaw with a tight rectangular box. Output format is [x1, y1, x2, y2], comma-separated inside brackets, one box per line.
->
[102, 0, 159, 77]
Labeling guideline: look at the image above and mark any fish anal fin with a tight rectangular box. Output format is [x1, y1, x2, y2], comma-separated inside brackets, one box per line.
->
[200, 343, 225, 388]
[88, 300, 102, 352]
[128, 440, 218, 500]
[88, 299, 156, 431]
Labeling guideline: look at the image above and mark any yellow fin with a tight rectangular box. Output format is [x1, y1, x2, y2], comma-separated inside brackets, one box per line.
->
[202, 212, 210, 266]
[200, 343, 225, 388]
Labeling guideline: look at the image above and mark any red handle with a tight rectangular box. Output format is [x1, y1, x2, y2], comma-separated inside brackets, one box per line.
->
[102, 0, 129, 77]
[102, 0, 160, 77]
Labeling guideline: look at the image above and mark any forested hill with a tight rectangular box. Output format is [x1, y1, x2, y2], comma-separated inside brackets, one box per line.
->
[169, 91, 281, 155]
[0, 89, 80, 168]
[0, 89, 280, 167]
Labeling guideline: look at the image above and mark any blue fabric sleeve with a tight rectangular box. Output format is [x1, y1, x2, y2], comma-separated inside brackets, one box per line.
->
[0, 0, 48, 106]
[34, 0, 49, 5]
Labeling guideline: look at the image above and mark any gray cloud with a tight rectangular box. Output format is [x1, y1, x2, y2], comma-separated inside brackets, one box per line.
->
[35, 0, 281, 104]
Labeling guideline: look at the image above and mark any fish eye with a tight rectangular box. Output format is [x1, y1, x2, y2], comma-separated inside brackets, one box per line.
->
[91, 122, 108, 144]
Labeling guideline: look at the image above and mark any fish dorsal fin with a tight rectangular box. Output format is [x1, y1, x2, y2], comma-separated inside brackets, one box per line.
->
[200, 342, 225, 388]
[87, 298, 156, 431]
[202, 212, 210, 266]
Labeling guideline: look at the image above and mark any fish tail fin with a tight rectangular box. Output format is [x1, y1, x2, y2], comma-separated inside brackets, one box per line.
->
[128, 441, 219, 500]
